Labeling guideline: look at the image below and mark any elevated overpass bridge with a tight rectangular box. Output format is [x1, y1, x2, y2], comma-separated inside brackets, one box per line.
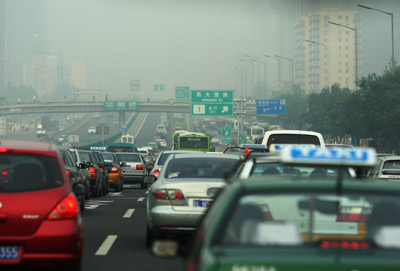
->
[0, 101, 257, 126]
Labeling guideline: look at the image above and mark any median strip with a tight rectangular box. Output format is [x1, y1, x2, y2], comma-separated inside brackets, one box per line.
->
[95, 235, 118, 256]
[123, 208, 135, 218]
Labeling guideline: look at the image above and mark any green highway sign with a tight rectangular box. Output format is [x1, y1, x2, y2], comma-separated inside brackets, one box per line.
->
[191, 90, 234, 116]
[104, 101, 139, 111]
[191, 103, 233, 116]
[175, 86, 190, 101]
[221, 126, 231, 144]
[191, 90, 233, 103]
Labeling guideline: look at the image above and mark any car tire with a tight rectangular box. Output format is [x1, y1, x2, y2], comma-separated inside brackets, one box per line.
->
[121, 180, 124, 191]
[115, 182, 121, 192]
[85, 186, 90, 200]
[79, 195, 85, 212]
[93, 182, 100, 198]
[146, 225, 155, 248]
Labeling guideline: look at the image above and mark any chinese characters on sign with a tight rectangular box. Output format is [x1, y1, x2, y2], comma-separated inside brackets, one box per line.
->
[191, 90, 233, 116]
[103, 101, 139, 111]
[256, 99, 286, 115]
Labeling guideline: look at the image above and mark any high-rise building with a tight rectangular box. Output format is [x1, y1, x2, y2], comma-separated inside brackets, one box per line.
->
[69, 60, 87, 90]
[295, 8, 360, 94]
[23, 55, 57, 98]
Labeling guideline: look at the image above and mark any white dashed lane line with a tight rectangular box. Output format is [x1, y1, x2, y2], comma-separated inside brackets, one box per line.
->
[95, 235, 118, 256]
[137, 197, 145, 202]
[123, 209, 135, 218]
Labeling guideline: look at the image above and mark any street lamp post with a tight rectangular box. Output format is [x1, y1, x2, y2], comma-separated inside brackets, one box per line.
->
[245, 54, 260, 83]
[264, 55, 281, 92]
[239, 59, 252, 98]
[328, 21, 358, 90]
[358, 4, 395, 76]
[274, 55, 294, 91]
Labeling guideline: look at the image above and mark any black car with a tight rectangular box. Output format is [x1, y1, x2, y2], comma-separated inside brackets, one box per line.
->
[91, 150, 110, 195]
[79, 150, 105, 198]
[58, 146, 88, 211]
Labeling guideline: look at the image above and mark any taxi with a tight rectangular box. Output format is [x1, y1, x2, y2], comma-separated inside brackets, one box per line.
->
[150, 146, 400, 271]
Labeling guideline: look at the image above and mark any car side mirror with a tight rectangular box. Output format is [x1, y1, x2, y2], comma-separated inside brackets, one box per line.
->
[144, 175, 156, 184]
[78, 163, 87, 169]
[145, 163, 154, 170]
[86, 161, 94, 167]
[106, 162, 113, 167]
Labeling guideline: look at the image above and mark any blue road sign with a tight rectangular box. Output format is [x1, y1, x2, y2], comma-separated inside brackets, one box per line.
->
[256, 99, 286, 114]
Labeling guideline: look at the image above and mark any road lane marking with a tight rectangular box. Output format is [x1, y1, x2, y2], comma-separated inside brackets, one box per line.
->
[95, 235, 118, 256]
[107, 192, 122, 196]
[123, 208, 135, 218]
[145, 190, 149, 194]
[137, 197, 145, 202]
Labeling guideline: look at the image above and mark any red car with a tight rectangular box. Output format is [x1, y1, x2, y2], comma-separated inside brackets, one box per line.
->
[0, 140, 84, 270]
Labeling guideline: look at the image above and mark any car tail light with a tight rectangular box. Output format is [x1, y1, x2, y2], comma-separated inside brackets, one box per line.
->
[336, 207, 370, 222]
[136, 164, 143, 170]
[153, 169, 160, 178]
[65, 170, 71, 182]
[154, 189, 184, 200]
[0, 148, 8, 153]
[47, 193, 79, 220]
[111, 165, 118, 173]
[186, 261, 197, 271]
[320, 240, 369, 250]
[88, 167, 96, 178]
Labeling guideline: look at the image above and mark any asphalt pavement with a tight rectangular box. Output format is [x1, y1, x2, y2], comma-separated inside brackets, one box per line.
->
[82, 188, 184, 271]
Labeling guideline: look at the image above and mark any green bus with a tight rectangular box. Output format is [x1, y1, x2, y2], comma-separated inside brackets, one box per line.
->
[174, 114, 186, 130]
[177, 133, 209, 152]
[171, 130, 189, 149]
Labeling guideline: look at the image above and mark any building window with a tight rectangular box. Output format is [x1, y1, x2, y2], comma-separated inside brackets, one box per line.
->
[339, 38, 342, 42]
[339, 46, 342, 50]
[346, 16, 349, 20]
[339, 77, 342, 81]
[338, 15, 342, 19]
[345, 61, 349, 65]
[346, 77, 349, 82]
[324, 54, 327, 58]
[324, 31, 328, 35]
[324, 16, 329, 21]
[339, 54, 342, 58]
[324, 69, 328, 73]
[339, 62, 342, 65]
[346, 46, 349, 50]
[346, 31, 349, 35]
[339, 69, 342, 73]
[346, 70, 349, 74]
[346, 38, 349, 42]
[346, 54, 349, 58]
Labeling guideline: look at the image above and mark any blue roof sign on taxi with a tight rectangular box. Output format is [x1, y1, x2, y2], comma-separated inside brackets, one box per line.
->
[281, 146, 377, 167]
[90, 146, 106, 150]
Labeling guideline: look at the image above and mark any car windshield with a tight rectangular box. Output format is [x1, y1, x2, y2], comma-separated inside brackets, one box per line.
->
[267, 134, 321, 147]
[107, 146, 134, 152]
[0, 154, 63, 192]
[249, 162, 352, 179]
[116, 154, 141, 163]
[218, 192, 400, 249]
[164, 157, 238, 179]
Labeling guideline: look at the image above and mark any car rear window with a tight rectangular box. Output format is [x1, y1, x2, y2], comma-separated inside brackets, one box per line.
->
[267, 134, 321, 147]
[0, 154, 64, 192]
[107, 146, 135, 152]
[80, 152, 93, 162]
[217, 192, 400, 249]
[164, 158, 238, 179]
[116, 154, 141, 163]
[100, 153, 117, 163]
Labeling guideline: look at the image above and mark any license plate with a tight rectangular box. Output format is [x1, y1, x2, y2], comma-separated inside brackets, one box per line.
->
[0, 245, 20, 261]
[122, 166, 131, 170]
[192, 199, 212, 208]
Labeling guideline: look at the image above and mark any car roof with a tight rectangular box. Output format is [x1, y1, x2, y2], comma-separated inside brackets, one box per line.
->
[107, 143, 136, 147]
[238, 178, 400, 194]
[0, 140, 59, 155]
[166, 152, 241, 160]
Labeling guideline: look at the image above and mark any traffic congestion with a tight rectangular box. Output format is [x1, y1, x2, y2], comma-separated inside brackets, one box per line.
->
[1, 0, 400, 270]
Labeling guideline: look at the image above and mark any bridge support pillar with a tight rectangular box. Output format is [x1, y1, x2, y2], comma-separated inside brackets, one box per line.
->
[119, 111, 125, 131]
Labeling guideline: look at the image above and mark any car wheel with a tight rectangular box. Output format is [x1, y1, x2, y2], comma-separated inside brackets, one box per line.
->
[93, 183, 100, 198]
[121, 180, 124, 191]
[115, 182, 121, 192]
[79, 195, 85, 212]
[146, 225, 155, 248]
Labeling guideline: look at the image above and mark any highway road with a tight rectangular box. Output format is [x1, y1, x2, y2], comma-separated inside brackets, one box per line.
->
[82, 189, 184, 271]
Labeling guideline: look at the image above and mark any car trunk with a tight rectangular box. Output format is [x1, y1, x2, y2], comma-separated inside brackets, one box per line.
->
[0, 188, 67, 236]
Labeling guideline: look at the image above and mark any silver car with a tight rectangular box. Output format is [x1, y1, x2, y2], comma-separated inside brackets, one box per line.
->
[149, 150, 199, 179]
[115, 152, 146, 188]
[368, 155, 400, 181]
[145, 153, 241, 247]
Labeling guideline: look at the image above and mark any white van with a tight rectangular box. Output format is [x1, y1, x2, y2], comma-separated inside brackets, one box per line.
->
[254, 130, 325, 150]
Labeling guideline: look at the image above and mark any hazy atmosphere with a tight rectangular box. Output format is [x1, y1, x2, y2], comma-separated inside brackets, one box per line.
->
[1, 0, 399, 100]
